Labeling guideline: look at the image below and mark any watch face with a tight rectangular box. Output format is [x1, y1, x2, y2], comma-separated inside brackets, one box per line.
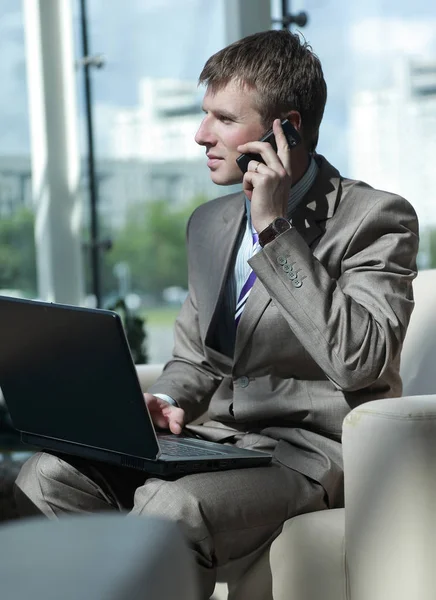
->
[273, 218, 291, 234]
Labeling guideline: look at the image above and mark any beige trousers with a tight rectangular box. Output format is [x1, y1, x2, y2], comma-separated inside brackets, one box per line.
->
[15, 435, 327, 599]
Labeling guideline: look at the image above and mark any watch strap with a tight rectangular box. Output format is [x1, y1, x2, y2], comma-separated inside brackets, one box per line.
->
[258, 218, 291, 247]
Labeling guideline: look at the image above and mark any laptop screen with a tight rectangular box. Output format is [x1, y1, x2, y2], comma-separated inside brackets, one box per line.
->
[0, 297, 159, 459]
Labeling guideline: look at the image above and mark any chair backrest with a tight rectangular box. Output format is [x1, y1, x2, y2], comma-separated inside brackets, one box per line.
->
[400, 269, 436, 396]
[135, 363, 164, 391]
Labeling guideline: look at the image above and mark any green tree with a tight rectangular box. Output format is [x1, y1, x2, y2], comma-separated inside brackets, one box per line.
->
[428, 228, 436, 269]
[416, 227, 436, 270]
[0, 208, 37, 295]
[106, 196, 206, 300]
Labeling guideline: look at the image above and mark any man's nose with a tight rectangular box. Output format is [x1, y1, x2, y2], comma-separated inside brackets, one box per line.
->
[195, 118, 213, 146]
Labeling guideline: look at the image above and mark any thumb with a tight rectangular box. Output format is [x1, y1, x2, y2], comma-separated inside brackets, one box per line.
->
[169, 420, 182, 435]
[243, 171, 254, 201]
[166, 406, 185, 435]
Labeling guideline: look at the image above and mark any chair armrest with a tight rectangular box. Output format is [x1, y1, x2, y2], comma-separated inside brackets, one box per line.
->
[343, 395, 436, 600]
[0, 514, 199, 599]
[135, 363, 164, 392]
[269, 509, 346, 600]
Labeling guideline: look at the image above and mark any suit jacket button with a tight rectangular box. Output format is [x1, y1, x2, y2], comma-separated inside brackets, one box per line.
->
[277, 256, 287, 265]
[293, 279, 302, 288]
[238, 376, 250, 388]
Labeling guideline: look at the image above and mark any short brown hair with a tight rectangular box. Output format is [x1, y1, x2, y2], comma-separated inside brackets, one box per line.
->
[198, 29, 327, 151]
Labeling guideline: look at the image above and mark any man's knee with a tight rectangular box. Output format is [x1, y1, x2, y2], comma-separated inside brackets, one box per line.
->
[15, 452, 118, 517]
[16, 452, 56, 490]
[14, 452, 62, 517]
[133, 476, 212, 545]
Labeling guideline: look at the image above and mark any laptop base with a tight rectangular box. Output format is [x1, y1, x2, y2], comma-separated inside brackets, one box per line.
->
[21, 432, 271, 477]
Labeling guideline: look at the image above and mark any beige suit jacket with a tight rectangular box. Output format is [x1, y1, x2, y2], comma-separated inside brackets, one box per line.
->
[149, 156, 419, 505]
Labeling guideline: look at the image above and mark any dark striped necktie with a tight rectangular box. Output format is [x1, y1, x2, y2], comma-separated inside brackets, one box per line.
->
[235, 230, 259, 325]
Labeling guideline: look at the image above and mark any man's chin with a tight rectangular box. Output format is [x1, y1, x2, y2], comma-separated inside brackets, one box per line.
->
[209, 169, 243, 186]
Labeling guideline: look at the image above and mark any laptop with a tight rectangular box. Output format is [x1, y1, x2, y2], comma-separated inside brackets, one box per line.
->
[0, 296, 271, 476]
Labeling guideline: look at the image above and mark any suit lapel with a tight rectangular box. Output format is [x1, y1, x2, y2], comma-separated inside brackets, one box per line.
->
[291, 155, 341, 247]
[200, 193, 245, 340]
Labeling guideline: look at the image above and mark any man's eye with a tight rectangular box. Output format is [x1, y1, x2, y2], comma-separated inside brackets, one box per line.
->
[219, 115, 233, 123]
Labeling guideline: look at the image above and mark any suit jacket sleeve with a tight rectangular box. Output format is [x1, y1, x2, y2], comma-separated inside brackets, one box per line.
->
[249, 193, 419, 392]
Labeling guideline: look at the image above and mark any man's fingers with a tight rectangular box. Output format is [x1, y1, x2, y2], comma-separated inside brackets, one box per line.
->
[237, 141, 280, 168]
[144, 394, 185, 432]
[162, 404, 183, 420]
[237, 119, 293, 174]
[273, 119, 292, 172]
[272, 118, 288, 146]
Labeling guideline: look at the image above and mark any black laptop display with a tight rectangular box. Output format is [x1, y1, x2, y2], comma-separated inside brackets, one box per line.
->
[0, 296, 271, 476]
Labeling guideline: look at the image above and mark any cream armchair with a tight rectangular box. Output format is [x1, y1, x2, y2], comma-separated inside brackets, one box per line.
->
[265, 267, 436, 600]
[136, 268, 436, 600]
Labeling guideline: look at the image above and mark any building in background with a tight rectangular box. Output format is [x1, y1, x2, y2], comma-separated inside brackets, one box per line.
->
[0, 77, 240, 230]
[349, 58, 436, 265]
[95, 157, 220, 230]
[112, 78, 205, 162]
[0, 153, 221, 231]
[100, 77, 225, 229]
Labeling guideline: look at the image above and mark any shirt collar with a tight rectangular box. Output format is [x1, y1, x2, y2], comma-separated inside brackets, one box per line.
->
[288, 155, 319, 214]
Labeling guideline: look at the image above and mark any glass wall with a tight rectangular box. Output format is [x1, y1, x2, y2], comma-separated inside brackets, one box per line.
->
[3, 0, 435, 363]
[0, 1, 35, 300]
[273, 0, 436, 269]
[73, 0, 239, 363]
[79, 0, 436, 363]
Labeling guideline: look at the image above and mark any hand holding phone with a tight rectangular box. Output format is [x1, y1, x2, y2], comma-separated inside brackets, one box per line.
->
[236, 118, 301, 174]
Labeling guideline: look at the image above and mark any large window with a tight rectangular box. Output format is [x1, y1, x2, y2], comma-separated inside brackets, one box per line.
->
[74, 0, 239, 363]
[78, 0, 436, 362]
[0, 1, 35, 300]
[3, 1, 435, 364]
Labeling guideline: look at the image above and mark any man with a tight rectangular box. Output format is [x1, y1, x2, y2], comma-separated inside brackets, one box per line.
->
[16, 30, 418, 598]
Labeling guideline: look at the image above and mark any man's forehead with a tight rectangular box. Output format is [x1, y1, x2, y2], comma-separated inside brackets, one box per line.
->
[204, 77, 255, 96]
[202, 79, 259, 111]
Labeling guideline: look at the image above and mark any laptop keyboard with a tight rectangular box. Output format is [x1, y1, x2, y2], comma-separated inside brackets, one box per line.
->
[159, 439, 224, 457]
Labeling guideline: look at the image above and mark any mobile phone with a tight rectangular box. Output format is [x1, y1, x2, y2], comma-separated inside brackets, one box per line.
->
[236, 118, 301, 174]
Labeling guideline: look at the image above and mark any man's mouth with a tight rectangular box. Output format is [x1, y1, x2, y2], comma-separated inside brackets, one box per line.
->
[206, 156, 223, 168]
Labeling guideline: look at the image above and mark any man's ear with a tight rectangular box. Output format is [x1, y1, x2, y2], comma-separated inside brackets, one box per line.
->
[286, 111, 313, 152]
[286, 110, 302, 133]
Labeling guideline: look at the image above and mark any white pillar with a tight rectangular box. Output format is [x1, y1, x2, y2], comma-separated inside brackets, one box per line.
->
[23, 0, 83, 304]
[223, 0, 272, 44]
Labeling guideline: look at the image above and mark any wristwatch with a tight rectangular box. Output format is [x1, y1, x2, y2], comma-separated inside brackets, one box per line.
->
[258, 217, 291, 247]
